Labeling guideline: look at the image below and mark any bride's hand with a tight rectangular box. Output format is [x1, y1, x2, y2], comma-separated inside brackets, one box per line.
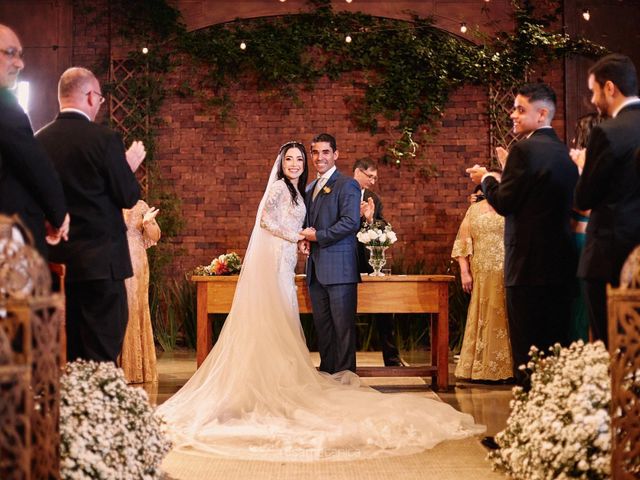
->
[298, 239, 310, 255]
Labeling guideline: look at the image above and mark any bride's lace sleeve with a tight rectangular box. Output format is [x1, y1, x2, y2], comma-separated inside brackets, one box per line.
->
[260, 180, 301, 243]
[451, 205, 473, 259]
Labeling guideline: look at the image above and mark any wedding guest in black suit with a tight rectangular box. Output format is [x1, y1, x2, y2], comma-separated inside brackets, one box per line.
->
[575, 53, 640, 346]
[0, 24, 68, 255]
[467, 83, 578, 385]
[353, 158, 403, 367]
[36, 67, 145, 363]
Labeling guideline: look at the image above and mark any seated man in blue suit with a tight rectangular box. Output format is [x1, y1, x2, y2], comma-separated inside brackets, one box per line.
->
[300, 133, 361, 374]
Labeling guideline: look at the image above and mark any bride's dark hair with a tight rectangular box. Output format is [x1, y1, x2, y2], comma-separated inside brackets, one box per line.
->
[277, 141, 308, 205]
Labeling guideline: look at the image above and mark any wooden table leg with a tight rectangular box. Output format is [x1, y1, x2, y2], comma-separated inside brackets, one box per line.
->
[196, 282, 211, 367]
[431, 283, 450, 390]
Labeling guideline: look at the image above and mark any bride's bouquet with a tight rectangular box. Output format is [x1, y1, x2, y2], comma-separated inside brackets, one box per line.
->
[193, 252, 242, 276]
[356, 221, 398, 247]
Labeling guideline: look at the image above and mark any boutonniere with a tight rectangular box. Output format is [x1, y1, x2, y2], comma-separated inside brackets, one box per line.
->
[322, 186, 332, 194]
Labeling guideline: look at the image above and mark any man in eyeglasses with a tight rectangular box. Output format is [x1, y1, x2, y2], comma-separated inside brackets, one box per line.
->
[353, 158, 404, 367]
[36, 67, 145, 364]
[0, 24, 69, 255]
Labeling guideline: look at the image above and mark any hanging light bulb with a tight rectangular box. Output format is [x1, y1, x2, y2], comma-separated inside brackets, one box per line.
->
[582, 9, 590, 21]
[346, 0, 353, 3]
[345, 35, 352, 43]
[279, 0, 286, 3]
[460, 23, 468, 34]
[240, 41, 247, 50]
[141, 47, 149, 54]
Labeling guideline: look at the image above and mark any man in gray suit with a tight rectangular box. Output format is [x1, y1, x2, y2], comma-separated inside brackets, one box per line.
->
[300, 133, 361, 373]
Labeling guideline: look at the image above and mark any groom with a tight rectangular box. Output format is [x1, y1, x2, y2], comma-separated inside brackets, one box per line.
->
[300, 133, 362, 373]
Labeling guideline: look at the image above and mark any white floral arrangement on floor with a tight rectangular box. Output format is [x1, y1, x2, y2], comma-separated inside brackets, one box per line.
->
[356, 221, 398, 247]
[60, 360, 172, 479]
[490, 340, 611, 479]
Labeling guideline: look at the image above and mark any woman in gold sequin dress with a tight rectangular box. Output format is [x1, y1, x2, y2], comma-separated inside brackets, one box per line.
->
[452, 194, 513, 381]
[119, 200, 161, 383]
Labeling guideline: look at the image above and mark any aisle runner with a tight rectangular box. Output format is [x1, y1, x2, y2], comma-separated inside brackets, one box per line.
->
[160, 436, 503, 480]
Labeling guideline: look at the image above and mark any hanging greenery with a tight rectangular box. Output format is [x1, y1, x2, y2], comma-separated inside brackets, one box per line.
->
[109, 0, 604, 175]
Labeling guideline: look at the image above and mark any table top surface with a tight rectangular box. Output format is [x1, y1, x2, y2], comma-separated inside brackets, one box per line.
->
[192, 274, 455, 283]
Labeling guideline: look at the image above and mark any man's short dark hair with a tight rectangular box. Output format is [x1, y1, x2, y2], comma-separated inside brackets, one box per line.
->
[353, 157, 376, 172]
[517, 83, 557, 119]
[589, 53, 638, 97]
[517, 83, 557, 106]
[311, 133, 337, 152]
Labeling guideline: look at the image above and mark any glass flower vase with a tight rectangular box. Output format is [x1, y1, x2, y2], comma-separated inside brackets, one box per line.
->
[366, 245, 388, 276]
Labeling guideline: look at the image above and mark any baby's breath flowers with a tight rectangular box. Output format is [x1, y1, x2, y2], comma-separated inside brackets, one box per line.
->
[60, 360, 172, 479]
[490, 341, 611, 480]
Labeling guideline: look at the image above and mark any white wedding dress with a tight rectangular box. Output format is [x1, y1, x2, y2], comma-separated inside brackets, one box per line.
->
[157, 153, 485, 461]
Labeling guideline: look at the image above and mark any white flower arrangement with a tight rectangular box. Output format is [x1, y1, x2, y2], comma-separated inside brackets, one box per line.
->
[490, 341, 611, 480]
[356, 221, 398, 247]
[60, 360, 172, 480]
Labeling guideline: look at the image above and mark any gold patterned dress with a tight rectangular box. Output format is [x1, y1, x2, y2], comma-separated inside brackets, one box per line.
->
[119, 200, 161, 383]
[451, 200, 513, 381]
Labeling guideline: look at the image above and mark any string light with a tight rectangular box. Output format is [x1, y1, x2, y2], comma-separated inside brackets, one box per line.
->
[460, 22, 468, 34]
[240, 41, 247, 50]
[141, 47, 149, 54]
[346, 0, 353, 3]
[345, 35, 352, 43]
[582, 9, 590, 21]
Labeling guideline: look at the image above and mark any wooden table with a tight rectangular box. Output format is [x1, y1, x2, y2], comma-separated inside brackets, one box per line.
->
[192, 274, 455, 390]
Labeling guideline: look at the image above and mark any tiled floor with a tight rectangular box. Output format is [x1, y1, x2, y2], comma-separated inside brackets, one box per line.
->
[143, 349, 513, 437]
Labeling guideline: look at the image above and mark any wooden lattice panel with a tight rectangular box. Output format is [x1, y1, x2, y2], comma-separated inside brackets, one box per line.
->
[0, 366, 31, 480]
[608, 245, 640, 479]
[1, 215, 61, 479]
[488, 84, 519, 169]
[109, 58, 149, 194]
[0, 302, 32, 480]
[29, 297, 63, 479]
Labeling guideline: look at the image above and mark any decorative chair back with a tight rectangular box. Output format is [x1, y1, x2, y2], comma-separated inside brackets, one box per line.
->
[0, 214, 62, 480]
[607, 245, 640, 479]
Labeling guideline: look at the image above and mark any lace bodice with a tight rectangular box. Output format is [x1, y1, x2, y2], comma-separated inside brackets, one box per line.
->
[259, 179, 306, 272]
[451, 200, 505, 273]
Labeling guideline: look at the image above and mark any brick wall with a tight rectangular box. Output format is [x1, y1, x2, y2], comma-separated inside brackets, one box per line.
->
[153, 70, 493, 276]
[69, 3, 567, 278]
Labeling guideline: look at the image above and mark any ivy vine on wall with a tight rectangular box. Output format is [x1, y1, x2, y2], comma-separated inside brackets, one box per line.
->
[111, 0, 604, 176]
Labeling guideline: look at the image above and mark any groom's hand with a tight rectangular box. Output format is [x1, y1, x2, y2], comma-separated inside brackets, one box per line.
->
[300, 227, 317, 242]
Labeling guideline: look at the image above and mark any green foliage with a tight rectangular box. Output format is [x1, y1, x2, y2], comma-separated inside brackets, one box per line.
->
[150, 277, 196, 351]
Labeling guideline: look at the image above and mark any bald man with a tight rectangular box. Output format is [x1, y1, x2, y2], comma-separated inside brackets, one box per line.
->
[0, 24, 68, 255]
[36, 67, 144, 363]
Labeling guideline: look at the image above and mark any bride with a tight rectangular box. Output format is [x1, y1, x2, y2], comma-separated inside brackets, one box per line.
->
[157, 141, 485, 461]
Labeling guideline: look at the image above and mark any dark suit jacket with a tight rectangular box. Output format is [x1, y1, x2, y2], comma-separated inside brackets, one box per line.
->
[357, 189, 385, 274]
[304, 170, 361, 285]
[0, 88, 67, 255]
[482, 128, 578, 287]
[35, 112, 140, 281]
[575, 102, 640, 285]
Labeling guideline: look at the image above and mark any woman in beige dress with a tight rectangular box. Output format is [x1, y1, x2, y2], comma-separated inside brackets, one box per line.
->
[119, 200, 160, 383]
[451, 194, 513, 381]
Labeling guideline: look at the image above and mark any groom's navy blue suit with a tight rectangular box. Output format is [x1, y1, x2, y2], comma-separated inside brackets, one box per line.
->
[305, 169, 361, 373]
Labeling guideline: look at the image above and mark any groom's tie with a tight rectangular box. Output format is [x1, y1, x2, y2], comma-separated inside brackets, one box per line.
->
[312, 177, 327, 201]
